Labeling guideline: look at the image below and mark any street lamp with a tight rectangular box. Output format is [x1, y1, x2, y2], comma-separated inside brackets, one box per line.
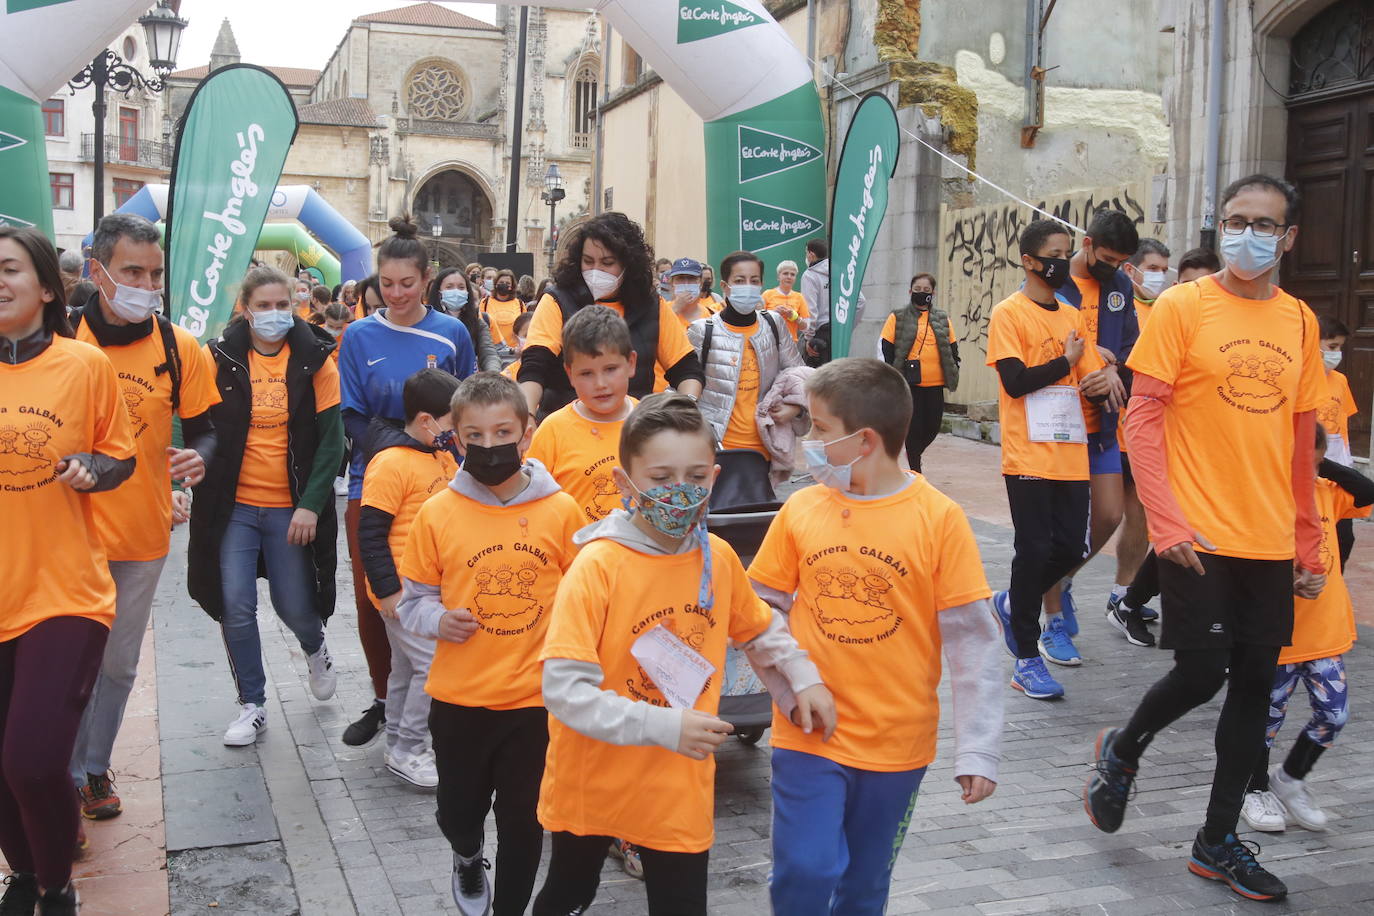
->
[430, 214, 443, 269]
[68, 1, 187, 226]
[541, 162, 566, 275]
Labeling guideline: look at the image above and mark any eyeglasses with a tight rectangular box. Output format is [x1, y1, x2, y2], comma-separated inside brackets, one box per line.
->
[1220, 217, 1289, 238]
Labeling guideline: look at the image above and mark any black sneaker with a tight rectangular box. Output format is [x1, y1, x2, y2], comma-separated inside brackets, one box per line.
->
[1105, 605, 1156, 647]
[36, 883, 78, 916]
[1084, 727, 1137, 833]
[0, 873, 39, 915]
[1188, 830, 1287, 901]
[341, 700, 385, 747]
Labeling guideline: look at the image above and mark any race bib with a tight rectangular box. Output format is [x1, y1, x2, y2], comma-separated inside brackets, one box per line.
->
[631, 624, 717, 710]
[1025, 385, 1088, 444]
[1325, 432, 1354, 468]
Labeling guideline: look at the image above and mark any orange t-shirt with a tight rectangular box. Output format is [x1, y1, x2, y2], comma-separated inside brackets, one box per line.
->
[360, 444, 459, 605]
[673, 301, 717, 328]
[986, 291, 1105, 481]
[719, 323, 767, 455]
[483, 295, 523, 347]
[76, 321, 221, 561]
[235, 345, 342, 508]
[880, 310, 955, 388]
[538, 534, 771, 852]
[749, 477, 991, 772]
[527, 399, 634, 524]
[1, 337, 135, 640]
[526, 294, 697, 378]
[1126, 276, 1325, 560]
[1135, 298, 1155, 331]
[1284, 478, 1367, 664]
[400, 485, 583, 709]
[762, 288, 809, 340]
[1317, 369, 1357, 453]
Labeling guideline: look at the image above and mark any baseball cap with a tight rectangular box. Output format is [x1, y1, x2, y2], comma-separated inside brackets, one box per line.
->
[668, 258, 702, 278]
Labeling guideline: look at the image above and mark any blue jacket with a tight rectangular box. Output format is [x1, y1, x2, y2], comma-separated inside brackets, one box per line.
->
[1056, 270, 1138, 449]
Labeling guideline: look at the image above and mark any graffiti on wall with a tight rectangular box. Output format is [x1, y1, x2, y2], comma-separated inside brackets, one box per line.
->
[937, 183, 1165, 404]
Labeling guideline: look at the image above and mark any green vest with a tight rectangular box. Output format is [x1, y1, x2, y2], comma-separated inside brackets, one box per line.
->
[890, 304, 959, 391]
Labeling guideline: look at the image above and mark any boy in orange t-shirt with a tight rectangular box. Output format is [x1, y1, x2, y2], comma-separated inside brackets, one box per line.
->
[751, 358, 1003, 914]
[397, 372, 583, 916]
[359, 368, 461, 789]
[533, 393, 832, 915]
[1316, 314, 1359, 567]
[500, 311, 534, 381]
[528, 306, 637, 524]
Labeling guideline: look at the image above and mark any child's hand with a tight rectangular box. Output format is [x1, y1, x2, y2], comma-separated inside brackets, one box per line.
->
[956, 775, 996, 804]
[437, 609, 479, 643]
[790, 685, 837, 741]
[377, 593, 400, 620]
[676, 709, 733, 760]
[1294, 566, 1326, 600]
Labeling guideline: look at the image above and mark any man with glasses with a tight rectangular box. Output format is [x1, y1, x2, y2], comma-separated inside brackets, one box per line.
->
[1085, 175, 1326, 902]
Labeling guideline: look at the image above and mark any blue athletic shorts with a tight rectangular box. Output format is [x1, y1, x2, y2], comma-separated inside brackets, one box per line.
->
[1088, 431, 1122, 476]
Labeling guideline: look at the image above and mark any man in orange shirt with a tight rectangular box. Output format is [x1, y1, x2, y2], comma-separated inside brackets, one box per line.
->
[1086, 175, 1326, 902]
[69, 213, 222, 822]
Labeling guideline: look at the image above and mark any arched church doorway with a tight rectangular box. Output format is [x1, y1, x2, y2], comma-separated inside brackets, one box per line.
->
[413, 170, 494, 268]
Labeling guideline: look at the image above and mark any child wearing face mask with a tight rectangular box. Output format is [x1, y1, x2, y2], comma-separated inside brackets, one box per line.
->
[483, 269, 523, 348]
[358, 369, 462, 790]
[1317, 315, 1359, 568]
[398, 372, 583, 916]
[531, 393, 830, 916]
[749, 358, 1003, 916]
[687, 252, 804, 460]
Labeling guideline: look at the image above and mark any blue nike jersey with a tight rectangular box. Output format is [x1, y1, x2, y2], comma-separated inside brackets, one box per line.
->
[339, 307, 476, 497]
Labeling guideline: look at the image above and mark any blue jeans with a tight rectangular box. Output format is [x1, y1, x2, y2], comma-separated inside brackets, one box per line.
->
[220, 503, 325, 706]
[770, 748, 925, 916]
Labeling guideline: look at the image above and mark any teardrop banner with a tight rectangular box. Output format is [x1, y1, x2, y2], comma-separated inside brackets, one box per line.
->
[828, 92, 901, 360]
[163, 64, 299, 342]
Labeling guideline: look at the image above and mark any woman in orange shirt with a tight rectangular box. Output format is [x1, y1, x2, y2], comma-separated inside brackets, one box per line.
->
[0, 227, 136, 912]
[482, 269, 524, 349]
[188, 266, 346, 748]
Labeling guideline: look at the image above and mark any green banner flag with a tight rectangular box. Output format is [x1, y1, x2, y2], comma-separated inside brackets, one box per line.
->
[828, 92, 900, 360]
[165, 64, 298, 342]
[0, 86, 52, 236]
[676, 1, 764, 43]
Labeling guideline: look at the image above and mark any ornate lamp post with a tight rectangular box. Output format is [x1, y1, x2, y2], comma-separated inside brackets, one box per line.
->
[68, 0, 187, 226]
[541, 162, 566, 275]
[430, 214, 444, 269]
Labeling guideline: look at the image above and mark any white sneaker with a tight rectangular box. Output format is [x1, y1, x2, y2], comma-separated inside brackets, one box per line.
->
[333, 476, 348, 497]
[451, 848, 492, 915]
[1240, 789, 1287, 832]
[386, 749, 439, 788]
[1269, 765, 1328, 831]
[306, 644, 337, 701]
[223, 704, 267, 746]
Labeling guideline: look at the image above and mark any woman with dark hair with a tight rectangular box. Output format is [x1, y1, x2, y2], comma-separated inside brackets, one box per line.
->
[880, 272, 960, 472]
[188, 266, 345, 747]
[0, 226, 136, 914]
[427, 267, 501, 371]
[483, 268, 523, 349]
[355, 274, 383, 320]
[337, 216, 476, 749]
[518, 212, 704, 417]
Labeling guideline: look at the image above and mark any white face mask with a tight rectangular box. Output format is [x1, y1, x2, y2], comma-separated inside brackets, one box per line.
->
[583, 268, 623, 301]
[673, 282, 699, 301]
[1322, 350, 1343, 371]
[726, 283, 763, 314]
[98, 265, 163, 323]
[250, 308, 294, 343]
[802, 431, 861, 490]
[1139, 270, 1168, 298]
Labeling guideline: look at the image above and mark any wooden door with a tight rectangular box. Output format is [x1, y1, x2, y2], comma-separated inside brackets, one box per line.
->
[1285, 91, 1374, 456]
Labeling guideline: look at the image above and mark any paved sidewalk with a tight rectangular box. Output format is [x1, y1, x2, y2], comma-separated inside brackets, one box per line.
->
[53, 432, 1374, 914]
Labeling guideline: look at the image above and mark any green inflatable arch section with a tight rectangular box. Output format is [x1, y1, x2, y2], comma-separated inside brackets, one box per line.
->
[143, 220, 342, 289]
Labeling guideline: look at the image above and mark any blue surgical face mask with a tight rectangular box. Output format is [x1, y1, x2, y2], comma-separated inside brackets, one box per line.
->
[1220, 227, 1285, 281]
[802, 430, 861, 490]
[727, 284, 763, 314]
[440, 287, 469, 312]
[673, 282, 700, 300]
[250, 308, 294, 343]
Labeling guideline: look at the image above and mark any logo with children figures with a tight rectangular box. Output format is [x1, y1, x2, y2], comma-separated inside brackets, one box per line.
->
[0, 411, 60, 491]
[1317, 395, 1342, 437]
[1037, 336, 1065, 364]
[587, 474, 622, 521]
[250, 378, 289, 430]
[1216, 340, 1292, 414]
[470, 561, 545, 636]
[1318, 510, 1336, 578]
[811, 565, 902, 643]
[121, 385, 150, 438]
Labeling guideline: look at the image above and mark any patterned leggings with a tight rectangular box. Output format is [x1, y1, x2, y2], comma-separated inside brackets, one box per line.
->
[1266, 655, 1349, 749]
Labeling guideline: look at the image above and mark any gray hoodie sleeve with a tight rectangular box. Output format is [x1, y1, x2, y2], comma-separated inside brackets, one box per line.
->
[938, 598, 1004, 782]
[542, 658, 683, 751]
[472, 317, 503, 372]
[397, 577, 448, 639]
[747, 582, 824, 720]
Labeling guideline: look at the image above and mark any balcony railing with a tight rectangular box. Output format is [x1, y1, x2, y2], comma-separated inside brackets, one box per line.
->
[79, 134, 173, 170]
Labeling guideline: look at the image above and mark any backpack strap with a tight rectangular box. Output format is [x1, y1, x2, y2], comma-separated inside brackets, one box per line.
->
[701, 319, 714, 370]
[760, 309, 782, 348]
[154, 315, 184, 413]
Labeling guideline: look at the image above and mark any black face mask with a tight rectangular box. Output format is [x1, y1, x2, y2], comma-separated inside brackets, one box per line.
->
[496, 284, 512, 295]
[1087, 251, 1119, 286]
[1031, 256, 1072, 289]
[463, 441, 523, 486]
[910, 291, 933, 309]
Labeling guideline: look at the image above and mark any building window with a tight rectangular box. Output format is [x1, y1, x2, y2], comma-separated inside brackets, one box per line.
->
[113, 179, 144, 208]
[622, 46, 643, 85]
[50, 173, 74, 210]
[571, 61, 598, 150]
[406, 60, 469, 121]
[41, 98, 64, 137]
[123, 36, 137, 61]
[118, 107, 139, 161]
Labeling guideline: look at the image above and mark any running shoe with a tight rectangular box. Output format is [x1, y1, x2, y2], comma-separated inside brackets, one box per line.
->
[991, 590, 1018, 658]
[1268, 766, 1328, 831]
[342, 700, 385, 747]
[1108, 592, 1159, 622]
[386, 749, 439, 789]
[1060, 579, 1079, 636]
[306, 644, 337, 701]
[1240, 789, 1287, 833]
[0, 873, 38, 915]
[1011, 657, 1063, 699]
[78, 770, 121, 820]
[451, 849, 492, 915]
[223, 703, 267, 747]
[36, 883, 79, 916]
[1187, 830, 1287, 901]
[1084, 727, 1136, 833]
[1038, 615, 1082, 666]
[1105, 604, 1156, 647]
[609, 839, 645, 880]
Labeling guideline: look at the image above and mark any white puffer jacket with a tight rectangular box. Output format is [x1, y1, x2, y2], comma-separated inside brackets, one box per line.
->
[687, 309, 802, 443]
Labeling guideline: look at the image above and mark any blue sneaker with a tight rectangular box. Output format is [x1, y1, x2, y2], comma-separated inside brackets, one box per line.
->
[991, 590, 1017, 658]
[1011, 657, 1064, 699]
[1060, 579, 1079, 636]
[1137, 603, 1159, 621]
[1038, 615, 1082, 666]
